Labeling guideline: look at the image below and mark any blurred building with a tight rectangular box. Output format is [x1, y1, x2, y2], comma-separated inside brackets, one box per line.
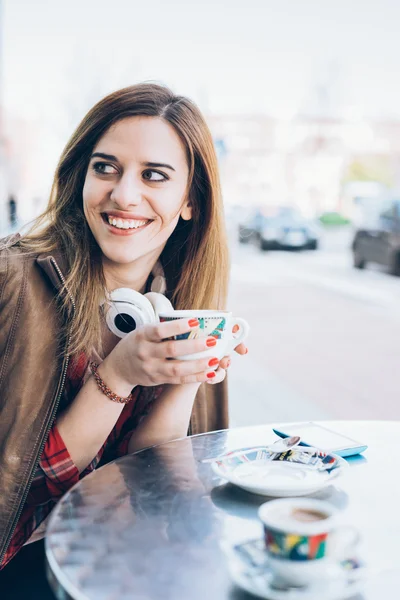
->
[0, 152, 7, 231]
[0, 110, 45, 234]
[208, 113, 400, 219]
[2, 108, 400, 232]
[0, 128, 14, 234]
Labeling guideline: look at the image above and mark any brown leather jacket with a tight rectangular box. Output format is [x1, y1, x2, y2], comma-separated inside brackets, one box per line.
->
[0, 234, 228, 562]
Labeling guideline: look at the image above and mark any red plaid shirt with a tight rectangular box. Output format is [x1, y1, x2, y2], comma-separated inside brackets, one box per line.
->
[1, 353, 162, 569]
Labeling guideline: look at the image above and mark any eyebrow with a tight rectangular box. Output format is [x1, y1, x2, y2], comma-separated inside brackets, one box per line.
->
[143, 161, 175, 172]
[91, 153, 175, 172]
[91, 152, 118, 161]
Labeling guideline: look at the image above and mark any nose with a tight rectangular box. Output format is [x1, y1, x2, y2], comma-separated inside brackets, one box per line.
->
[110, 172, 143, 209]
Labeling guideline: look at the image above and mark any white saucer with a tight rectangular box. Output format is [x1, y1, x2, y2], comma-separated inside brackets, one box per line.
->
[211, 446, 347, 497]
[223, 538, 365, 600]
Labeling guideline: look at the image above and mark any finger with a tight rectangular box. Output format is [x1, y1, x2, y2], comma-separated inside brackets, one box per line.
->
[153, 335, 218, 359]
[146, 318, 200, 343]
[234, 343, 248, 355]
[206, 366, 226, 385]
[158, 356, 220, 380]
[219, 355, 231, 370]
[165, 368, 218, 385]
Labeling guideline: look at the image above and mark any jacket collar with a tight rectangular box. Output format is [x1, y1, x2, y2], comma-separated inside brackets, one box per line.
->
[36, 252, 68, 293]
[3, 231, 69, 293]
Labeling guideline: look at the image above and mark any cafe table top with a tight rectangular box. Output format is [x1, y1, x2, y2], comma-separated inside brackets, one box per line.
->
[45, 421, 400, 600]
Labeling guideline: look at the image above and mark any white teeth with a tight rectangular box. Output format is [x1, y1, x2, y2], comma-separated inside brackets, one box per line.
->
[107, 216, 149, 230]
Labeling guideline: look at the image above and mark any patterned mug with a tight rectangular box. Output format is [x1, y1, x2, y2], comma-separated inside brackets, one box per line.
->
[258, 498, 360, 586]
[158, 310, 249, 360]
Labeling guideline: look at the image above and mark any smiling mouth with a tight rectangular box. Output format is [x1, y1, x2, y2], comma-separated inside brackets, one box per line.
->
[102, 214, 153, 231]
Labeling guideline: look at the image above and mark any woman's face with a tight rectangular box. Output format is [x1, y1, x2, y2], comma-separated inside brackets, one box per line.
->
[83, 116, 191, 269]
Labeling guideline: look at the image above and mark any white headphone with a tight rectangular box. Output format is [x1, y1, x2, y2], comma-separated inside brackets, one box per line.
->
[103, 265, 174, 338]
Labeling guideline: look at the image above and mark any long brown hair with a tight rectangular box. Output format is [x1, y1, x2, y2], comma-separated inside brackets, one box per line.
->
[19, 83, 230, 355]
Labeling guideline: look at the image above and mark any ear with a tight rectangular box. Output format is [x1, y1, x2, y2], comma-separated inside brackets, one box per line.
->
[180, 199, 192, 221]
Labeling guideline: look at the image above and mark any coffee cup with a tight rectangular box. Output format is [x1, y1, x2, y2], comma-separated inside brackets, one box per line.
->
[258, 498, 359, 587]
[158, 310, 249, 361]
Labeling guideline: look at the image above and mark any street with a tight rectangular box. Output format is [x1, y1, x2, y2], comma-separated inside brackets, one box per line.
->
[227, 227, 400, 427]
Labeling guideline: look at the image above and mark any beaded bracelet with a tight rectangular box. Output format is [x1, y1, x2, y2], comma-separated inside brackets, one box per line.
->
[89, 362, 133, 404]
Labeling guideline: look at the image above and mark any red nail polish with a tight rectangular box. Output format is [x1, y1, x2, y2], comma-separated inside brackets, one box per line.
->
[208, 358, 219, 367]
[207, 371, 216, 379]
[206, 338, 217, 347]
[226, 359, 231, 368]
[188, 319, 199, 328]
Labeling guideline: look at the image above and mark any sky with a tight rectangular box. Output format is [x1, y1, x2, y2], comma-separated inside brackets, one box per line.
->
[3, 0, 400, 124]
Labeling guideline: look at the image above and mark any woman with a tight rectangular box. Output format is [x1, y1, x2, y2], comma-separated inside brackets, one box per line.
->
[0, 83, 247, 569]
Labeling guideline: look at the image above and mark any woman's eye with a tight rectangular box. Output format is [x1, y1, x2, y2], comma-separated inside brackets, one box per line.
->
[143, 169, 167, 182]
[93, 162, 117, 175]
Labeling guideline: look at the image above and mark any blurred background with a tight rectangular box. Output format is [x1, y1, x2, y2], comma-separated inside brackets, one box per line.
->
[1, 0, 399, 425]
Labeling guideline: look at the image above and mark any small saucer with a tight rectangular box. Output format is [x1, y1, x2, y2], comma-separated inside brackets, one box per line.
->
[223, 538, 365, 600]
[211, 446, 347, 497]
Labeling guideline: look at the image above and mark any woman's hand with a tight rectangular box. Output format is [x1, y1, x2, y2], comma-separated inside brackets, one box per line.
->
[208, 341, 249, 385]
[103, 318, 221, 388]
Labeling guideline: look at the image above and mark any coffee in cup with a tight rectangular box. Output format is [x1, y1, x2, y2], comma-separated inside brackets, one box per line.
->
[291, 508, 329, 523]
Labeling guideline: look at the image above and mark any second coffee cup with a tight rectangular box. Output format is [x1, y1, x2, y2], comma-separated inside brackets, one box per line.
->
[258, 498, 360, 587]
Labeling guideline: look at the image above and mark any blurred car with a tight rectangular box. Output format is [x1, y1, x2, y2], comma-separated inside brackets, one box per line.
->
[238, 206, 320, 251]
[352, 197, 400, 276]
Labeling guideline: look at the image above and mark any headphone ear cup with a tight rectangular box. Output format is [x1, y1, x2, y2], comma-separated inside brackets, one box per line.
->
[105, 288, 157, 338]
[144, 292, 174, 317]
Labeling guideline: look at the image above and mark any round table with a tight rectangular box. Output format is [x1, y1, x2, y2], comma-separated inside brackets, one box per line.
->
[45, 421, 399, 600]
